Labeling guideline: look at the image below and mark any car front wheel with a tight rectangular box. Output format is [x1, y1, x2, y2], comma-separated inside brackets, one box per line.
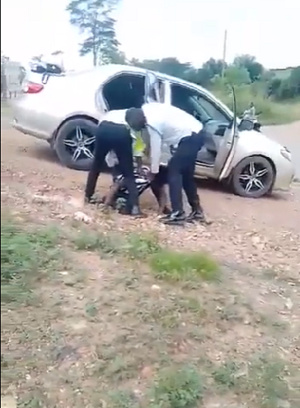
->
[231, 156, 275, 198]
[54, 118, 98, 171]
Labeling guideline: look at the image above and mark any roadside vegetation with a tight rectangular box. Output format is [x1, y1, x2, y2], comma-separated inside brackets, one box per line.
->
[133, 57, 300, 126]
[1, 209, 299, 407]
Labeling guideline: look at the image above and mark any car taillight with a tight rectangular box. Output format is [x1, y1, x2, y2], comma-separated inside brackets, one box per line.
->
[23, 82, 44, 94]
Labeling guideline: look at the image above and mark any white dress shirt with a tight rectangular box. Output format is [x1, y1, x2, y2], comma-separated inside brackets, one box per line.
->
[142, 102, 203, 174]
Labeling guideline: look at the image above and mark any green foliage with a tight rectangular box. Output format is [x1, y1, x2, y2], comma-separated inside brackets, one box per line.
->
[233, 54, 264, 81]
[71, 229, 122, 254]
[1, 217, 62, 303]
[150, 250, 219, 282]
[151, 365, 203, 408]
[212, 355, 291, 408]
[66, 0, 121, 66]
[123, 233, 161, 259]
[131, 52, 299, 117]
[224, 66, 251, 86]
[107, 390, 139, 408]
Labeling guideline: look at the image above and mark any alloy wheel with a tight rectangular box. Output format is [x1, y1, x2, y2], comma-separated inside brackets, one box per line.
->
[239, 161, 269, 194]
[63, 126, 95, 162]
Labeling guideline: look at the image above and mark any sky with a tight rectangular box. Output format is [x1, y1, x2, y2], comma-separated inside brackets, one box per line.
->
[1, 0, 300, 70]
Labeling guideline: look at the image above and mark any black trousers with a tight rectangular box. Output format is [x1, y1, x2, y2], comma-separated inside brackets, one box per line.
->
[149, 165, 168, 205]
[85, 121, 139, 209]
[167, 130, 206, 213]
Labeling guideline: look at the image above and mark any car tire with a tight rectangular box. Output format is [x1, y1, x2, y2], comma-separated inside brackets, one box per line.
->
[54, 118, 98, 171]
[231, 155, 275, 198]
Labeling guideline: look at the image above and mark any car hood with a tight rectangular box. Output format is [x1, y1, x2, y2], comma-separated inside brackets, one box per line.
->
[238, 128, 284, 152]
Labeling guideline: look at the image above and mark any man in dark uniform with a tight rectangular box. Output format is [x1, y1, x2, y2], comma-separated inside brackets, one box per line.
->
[84, 110, 142, 216]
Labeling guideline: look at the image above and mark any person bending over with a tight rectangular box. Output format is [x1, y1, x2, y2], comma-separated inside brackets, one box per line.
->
[125, 103, 209, 226]
[84, 110, 142, 217]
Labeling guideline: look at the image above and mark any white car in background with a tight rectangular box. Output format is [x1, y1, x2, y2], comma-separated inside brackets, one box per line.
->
[12, 64, 294, 198]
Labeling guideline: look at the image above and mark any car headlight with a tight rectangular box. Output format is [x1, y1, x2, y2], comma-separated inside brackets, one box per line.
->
[280, 146, 292, 162]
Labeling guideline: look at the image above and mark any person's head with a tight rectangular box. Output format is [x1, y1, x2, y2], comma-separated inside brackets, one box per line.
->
[250, 102, 254, 108]
[125, 108, 146, 131]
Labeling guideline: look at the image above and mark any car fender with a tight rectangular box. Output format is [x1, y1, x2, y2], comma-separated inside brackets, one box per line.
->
[52, 110, 101, 140]
[221, 130, 280, 179]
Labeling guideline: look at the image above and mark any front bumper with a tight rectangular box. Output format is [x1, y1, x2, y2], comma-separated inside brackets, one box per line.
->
[272, 157, 295, 192]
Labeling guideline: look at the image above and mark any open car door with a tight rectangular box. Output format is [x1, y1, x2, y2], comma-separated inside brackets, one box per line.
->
[213, 86, 239, 180]
[144, 71, 171, 104]
[144, 71, 161, 103]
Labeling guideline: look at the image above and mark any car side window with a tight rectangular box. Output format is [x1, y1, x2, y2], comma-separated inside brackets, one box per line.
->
[102, 73, 145, 110]
[171, 84, 229, 124]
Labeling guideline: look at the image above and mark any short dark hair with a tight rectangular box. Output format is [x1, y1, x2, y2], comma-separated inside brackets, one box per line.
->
[125, 108, 146, 131]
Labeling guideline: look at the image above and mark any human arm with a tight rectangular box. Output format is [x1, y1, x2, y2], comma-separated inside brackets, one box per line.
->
[147, 126, 162, 175]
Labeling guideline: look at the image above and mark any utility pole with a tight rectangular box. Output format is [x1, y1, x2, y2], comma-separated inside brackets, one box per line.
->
[222, 29, 227, 78]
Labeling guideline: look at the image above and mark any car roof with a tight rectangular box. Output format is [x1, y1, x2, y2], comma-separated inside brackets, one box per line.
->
[82, 64, 233, 117]
[49, 64, 233, 119]
[65, 63, 204, 91]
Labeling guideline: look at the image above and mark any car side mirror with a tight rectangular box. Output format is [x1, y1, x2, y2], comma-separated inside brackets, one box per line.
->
[239, 119, 254, 131]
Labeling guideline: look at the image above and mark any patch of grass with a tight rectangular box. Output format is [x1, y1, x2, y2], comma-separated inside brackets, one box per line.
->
[1, 217, 62, 303]
[124, 233, 161, 259]
[107, 390, 140, 408]
[71, 229, 122, 254]
[212, 355, 291, 408]
[151, 365, 204, 408]
[72, 229, 161, 260]
[212, 361, 241, 389]
[244, 355, 290, 408]
[149, 250, 219, 283]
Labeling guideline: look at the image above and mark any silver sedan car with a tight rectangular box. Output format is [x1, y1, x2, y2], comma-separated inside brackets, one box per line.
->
[12, 64, 295, 198]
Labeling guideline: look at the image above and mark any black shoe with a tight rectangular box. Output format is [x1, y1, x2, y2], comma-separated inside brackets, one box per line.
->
[186, 210, 212, 225]
[162, 211, 186, 225]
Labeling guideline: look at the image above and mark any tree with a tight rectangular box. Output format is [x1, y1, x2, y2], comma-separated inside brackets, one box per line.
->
[185, 68, 211, 87]
[224, 66, 251, 85]
[289, 66, 300, 96]
[233, 54, 263, 82]
[202, 58, 224, 79]
[66, 0, 120, 66]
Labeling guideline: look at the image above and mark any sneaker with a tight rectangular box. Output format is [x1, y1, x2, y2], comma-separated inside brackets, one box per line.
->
[162, 211, 186, 225]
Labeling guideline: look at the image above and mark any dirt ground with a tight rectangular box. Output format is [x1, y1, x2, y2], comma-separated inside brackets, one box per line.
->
[1, 115, 300, 407]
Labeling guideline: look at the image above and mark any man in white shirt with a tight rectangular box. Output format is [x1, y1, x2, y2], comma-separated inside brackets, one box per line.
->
[84, 110, 143, 216]
[125, 103, 208, 225]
